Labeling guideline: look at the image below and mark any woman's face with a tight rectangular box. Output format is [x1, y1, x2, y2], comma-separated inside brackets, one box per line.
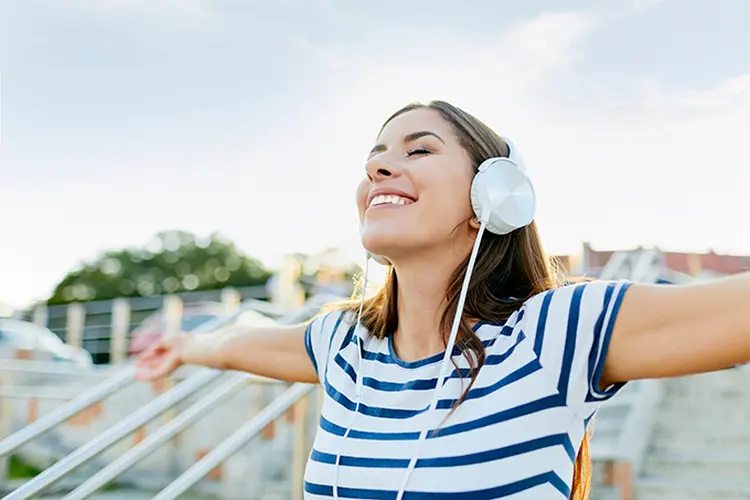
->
[357, 108, 477, 263]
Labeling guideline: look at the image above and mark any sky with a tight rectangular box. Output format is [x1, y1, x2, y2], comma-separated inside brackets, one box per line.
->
[0, 0, 748, 308]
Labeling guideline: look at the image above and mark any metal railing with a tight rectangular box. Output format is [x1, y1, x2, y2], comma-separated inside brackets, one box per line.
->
[0, 298, 325, 499]
[151, 382, 315, 500]
[0, 368, 135, 459]
[588, 248, 671, 496]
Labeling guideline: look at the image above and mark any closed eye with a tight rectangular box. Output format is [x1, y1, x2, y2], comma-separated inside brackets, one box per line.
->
[406, 147, 431, 157]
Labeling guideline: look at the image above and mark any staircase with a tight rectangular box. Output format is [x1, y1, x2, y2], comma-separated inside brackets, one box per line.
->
[635, 366, 750, 500]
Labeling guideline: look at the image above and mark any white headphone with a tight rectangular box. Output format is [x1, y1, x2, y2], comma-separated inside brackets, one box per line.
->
[471, 137, 536, 235]
[366, 137, 536, 265]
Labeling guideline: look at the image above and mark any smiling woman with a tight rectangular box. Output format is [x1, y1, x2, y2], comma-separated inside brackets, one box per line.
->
[136, 100, 750, 500]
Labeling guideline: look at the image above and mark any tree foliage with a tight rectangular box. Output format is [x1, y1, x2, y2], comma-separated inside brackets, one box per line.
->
[48, 231, 272, 305]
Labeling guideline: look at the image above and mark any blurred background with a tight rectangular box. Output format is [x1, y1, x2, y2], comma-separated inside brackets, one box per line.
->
[0, 1, 748, 499]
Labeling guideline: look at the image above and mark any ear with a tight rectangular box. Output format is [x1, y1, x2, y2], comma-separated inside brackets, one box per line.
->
[469, 215, 482, 230]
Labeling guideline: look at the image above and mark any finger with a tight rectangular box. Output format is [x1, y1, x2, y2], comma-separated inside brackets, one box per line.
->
[135, 353, 163, 368]
[136, 355, 177, 381]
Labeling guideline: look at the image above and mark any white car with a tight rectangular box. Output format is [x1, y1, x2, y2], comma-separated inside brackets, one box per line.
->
[0, 317, 93, 366]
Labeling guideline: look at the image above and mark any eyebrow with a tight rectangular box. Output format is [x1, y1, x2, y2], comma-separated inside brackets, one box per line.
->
[369, 130, 446, 155]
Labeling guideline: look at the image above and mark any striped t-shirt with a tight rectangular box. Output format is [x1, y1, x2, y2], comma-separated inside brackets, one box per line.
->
[303, 280, 632, 499]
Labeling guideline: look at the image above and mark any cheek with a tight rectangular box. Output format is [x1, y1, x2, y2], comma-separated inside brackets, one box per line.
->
[420, 175, 474, 221]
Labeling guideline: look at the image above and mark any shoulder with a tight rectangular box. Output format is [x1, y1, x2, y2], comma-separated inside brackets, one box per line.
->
[521, 279, 632, 319]
[307, 308, 356, 342]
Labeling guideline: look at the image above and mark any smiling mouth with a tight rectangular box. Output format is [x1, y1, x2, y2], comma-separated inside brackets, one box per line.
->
[368, 194, 415, 209]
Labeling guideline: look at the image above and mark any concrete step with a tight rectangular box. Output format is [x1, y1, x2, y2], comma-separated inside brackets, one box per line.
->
[636, 478, 750, 500]
[662, 371, 750, 396]
[657, 394, 750, 416]
[643, 452, 750, 483]
[650, 430, 750, 455]
[651, 416, 750, 435]
[588, 485, 619, 500]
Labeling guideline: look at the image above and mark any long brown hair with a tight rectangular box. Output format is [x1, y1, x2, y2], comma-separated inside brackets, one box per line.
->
[339, 100, 591, 500]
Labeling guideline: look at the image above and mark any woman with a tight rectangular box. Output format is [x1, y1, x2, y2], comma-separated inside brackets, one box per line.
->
[136, 101, 750, 499]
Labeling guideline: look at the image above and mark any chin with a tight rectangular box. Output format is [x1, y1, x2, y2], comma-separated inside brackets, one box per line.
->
[361, 229, 405, 262]
[361, 228, 429, 265]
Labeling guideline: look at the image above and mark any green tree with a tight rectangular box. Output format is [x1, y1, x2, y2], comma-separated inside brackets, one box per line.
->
[48, 231, 272, 305]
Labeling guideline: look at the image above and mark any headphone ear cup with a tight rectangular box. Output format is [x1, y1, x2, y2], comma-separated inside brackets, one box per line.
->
[471, 157, 536, 235]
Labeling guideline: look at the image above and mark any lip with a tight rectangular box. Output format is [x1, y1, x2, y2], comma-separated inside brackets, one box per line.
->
[366, 188, 417, 209]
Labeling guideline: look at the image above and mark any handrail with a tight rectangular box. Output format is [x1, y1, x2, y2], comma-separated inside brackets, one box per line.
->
[0, 387, 102, 400]
[61, 301, 328, 499]
[61, 371, 253, 500]
[0, 298, 271, 498]
[0, 367, 135, 458]
[1, 296, 329, 498]
[0, 360, 116, 377]
[152, 383, 315, 500]
[0, 298, 263, 460]
[2, 368, 224, 500]
[598, 250, 630, 280]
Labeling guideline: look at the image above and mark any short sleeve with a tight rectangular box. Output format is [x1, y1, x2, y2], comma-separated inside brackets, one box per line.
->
[522, 280, 633, 415]
[304, 310, 348, 385]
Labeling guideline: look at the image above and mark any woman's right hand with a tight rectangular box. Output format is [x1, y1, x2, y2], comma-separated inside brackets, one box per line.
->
[133, 322, 319, 384]
[134, 334, 188, 381]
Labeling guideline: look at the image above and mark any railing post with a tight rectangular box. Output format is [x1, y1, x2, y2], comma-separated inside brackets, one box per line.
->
[291, 393, 310, 500]
[66, 303, 86, 349]
[110, 298, 131, 365]
[603, 460, 633, 500]
[221, 288, 241, 314]
[0, 371, 13, 486]
[163, 295, 183, 339]
[32, 303, 48, 328]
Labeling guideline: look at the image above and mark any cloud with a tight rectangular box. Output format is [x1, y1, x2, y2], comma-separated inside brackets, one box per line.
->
[500, 11, 597, 75]
[67, 0, 217, 20]
[285, 33, 345, 71]
[629, 0, 669, 12]
[603, 74, 749, 122]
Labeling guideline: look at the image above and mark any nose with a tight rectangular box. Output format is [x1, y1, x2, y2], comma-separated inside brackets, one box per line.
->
[365, 155, 401, 183]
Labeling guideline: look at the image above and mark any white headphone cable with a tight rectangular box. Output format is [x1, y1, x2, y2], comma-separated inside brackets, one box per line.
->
[332, 255, 370, 499]
[395, 221, 487, 500]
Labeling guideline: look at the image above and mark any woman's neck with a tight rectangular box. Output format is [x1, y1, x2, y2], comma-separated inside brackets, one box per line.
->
[390, 247, 470, 362]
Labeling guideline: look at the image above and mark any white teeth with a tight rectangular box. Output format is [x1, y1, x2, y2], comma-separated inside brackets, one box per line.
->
[369, 194, 412, 207]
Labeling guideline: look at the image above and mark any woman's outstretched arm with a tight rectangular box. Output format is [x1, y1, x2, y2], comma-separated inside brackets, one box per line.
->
[603, 272, 750, 386]
[135, 322, 318, 384]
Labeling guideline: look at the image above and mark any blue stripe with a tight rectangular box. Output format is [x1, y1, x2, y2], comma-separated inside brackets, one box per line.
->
[324, 382, 431, 419]
[304, 323, 318, 376]
[319, 394, 564, 441]
[321, 312, 345, 382]
[311, 433, 575, 469]
[429, 395, 565, 438]
[304, 471, 570, 498]
[354, 320, 521, 369]
[558, 286, 584, 400]
[338, 322, 357, 353]
[534, 290, 554, 357]
[585, 283, 615, 399]
[584, 410, 596, 430]
[332, 330, 528, 394]
[481, 330, 526, 367]
[362, 338, 498, 365]
[588, 282, 632, 400]
[327, 334, 533, 417]
[319, 415, 421, 440]
[435, 358, 540, 410]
